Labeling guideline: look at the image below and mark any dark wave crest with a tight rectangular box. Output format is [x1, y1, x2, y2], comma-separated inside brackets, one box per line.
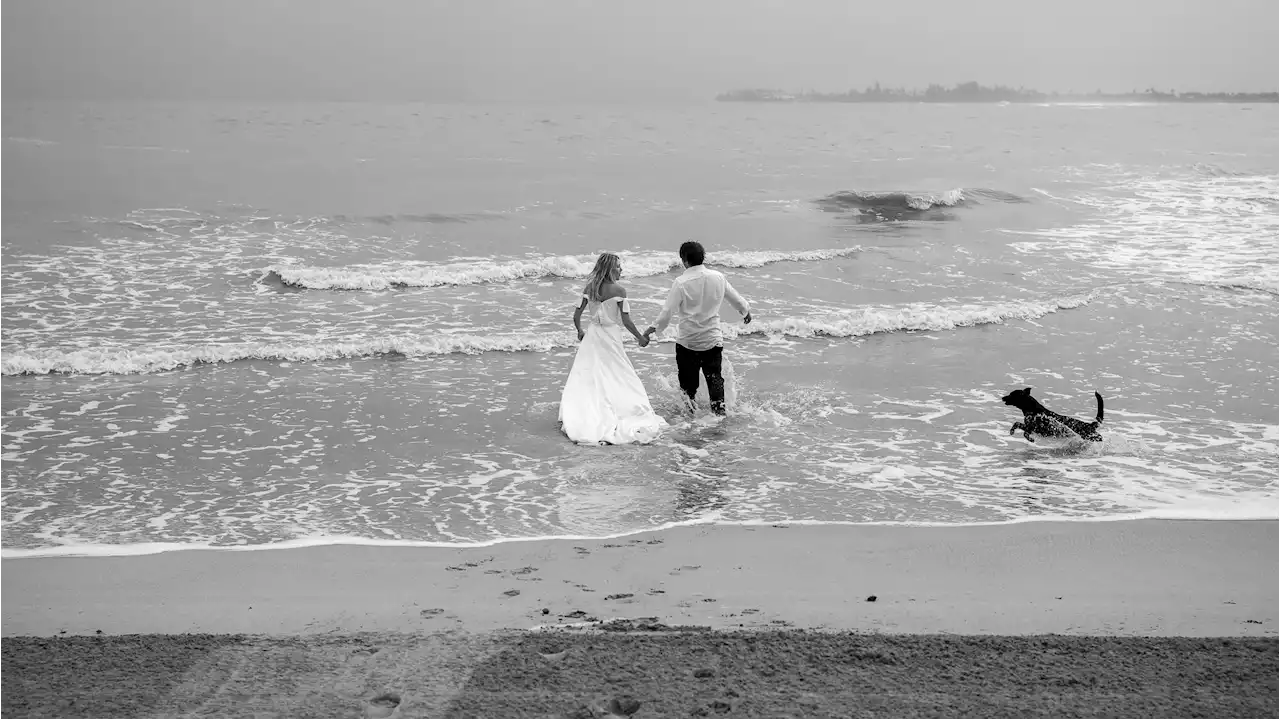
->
[815, 189, 963, 221]
[819, 188, 1029, 218]
[815, 187, 1027, 221]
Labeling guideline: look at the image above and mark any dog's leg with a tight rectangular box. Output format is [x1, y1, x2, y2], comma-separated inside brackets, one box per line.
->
[1009, 422, 1023, 436]
[1022, 431, 1035, 443]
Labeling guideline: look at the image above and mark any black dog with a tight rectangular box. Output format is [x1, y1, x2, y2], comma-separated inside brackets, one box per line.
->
[1002, 388, 1104, 443]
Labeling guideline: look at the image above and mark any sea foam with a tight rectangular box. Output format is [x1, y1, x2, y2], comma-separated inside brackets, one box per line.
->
[267, 247, 864, 291]
[2, 293, 1094, 375]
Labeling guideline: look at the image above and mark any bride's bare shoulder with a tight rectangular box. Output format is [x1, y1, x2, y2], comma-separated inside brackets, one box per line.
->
[601, 283, 627, 300]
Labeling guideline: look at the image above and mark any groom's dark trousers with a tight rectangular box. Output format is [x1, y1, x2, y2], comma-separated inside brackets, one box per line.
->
[675, 344, 725, 415]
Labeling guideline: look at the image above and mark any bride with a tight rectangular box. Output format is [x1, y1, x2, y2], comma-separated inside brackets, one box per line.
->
[559, 252, 669, 445]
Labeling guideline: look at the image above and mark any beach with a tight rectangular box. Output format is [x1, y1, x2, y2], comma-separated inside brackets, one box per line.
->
[3, 4, 1278, 714]
[4, 519, 1276, 716]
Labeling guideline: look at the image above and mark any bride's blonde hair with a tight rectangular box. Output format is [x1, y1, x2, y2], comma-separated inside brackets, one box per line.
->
[583, 252, 622, 302]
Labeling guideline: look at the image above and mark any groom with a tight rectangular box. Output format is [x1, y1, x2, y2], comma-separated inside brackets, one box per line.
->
[644, 241, 752, 416]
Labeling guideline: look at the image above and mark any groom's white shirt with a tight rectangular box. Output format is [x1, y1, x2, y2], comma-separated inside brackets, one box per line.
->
[653, 265, 750, 351]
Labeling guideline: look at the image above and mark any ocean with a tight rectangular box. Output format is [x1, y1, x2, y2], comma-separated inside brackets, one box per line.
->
[2, 100, 1276, 557]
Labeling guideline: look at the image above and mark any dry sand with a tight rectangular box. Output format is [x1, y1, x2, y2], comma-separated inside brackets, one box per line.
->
[4, 632, 1275, 718]
[2, 519, 1276, 717]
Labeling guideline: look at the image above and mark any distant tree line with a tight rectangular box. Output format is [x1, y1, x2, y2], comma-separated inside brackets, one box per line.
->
[715, 82, 1278, 103]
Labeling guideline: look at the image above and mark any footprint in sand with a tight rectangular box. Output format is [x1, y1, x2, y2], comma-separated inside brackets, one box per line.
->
[538, 648, 570, 662]
[365, 692, 401, 719]
[565, 696, 643, 718]
[348, 646, 381, 661]
[561, 610, 598, 622]
[668, 565, 701, 576]
[446, 557, 495, 571]
[419, 608, 444, 618]
[606, 696, 643, 716]
[692, 699, 733, 716]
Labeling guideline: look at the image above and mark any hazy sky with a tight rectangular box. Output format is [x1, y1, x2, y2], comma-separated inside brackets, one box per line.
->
[4, 0, 1277, 101]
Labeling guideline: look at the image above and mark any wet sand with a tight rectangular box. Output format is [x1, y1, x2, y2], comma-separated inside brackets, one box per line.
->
[4, 519, 1275, 637]
[3, 520, 1277, 717]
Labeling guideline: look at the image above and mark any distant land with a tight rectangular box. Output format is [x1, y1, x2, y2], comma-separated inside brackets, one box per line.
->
[716, 82, 1279, 104]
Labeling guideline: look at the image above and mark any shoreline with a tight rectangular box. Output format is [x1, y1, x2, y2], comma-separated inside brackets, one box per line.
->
[5, 512, 1277, 560]
[4, 518, 1275, 638]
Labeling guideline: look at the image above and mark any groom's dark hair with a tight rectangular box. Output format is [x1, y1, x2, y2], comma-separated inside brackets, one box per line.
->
[679, 241, 705, 266]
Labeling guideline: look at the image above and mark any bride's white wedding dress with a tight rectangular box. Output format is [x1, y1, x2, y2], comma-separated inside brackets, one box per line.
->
[559, 295, 669, 445]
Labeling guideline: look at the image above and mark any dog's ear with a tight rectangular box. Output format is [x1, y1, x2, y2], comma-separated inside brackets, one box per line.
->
[1023, 387, 1032, 394]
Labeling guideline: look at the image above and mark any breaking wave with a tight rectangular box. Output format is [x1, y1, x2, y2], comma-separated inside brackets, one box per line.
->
[0, 333, 578, 376]
[814, 187, 1026, 220]
[265, 247, 864, 291]
[2, 293, 1094, 375]
[817, 189, 964, 215]
[720, 293, 1095, 340]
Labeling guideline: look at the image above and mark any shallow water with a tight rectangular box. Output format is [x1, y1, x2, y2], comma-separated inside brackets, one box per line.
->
[3, 101, 1276, 555]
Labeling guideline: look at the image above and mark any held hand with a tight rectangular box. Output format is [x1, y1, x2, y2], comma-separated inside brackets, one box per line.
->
[577, 328, 585, 341]
[637, 334, 650, 348]
[743, 312, 752, 325]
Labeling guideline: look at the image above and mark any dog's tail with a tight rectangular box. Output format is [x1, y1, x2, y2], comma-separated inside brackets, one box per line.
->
[1094, 391, 1104, 424]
